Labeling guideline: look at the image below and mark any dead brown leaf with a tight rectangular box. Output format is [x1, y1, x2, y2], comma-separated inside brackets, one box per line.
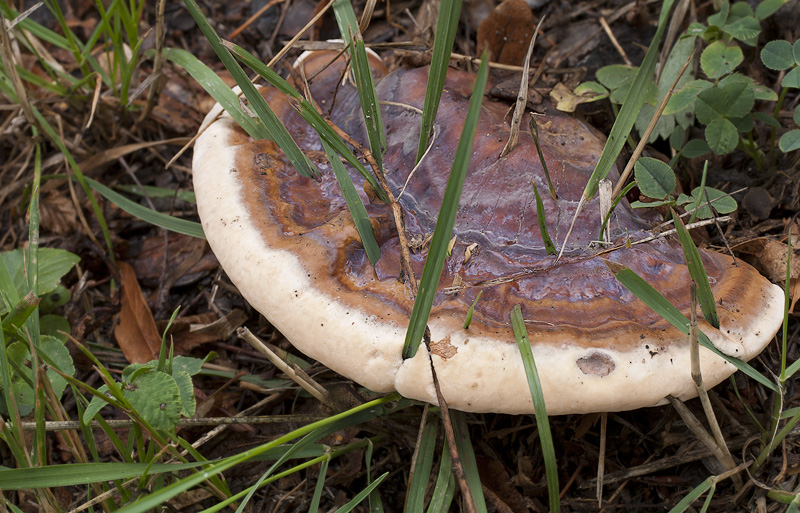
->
[477, 0, 536, 66]
[156, 309, 248, 353]
[115, 261, 161, 364]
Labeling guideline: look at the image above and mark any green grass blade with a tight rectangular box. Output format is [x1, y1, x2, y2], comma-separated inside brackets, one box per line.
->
[462, 290, 483, 329]
[115, 184, 196, 204]
[403, 53, 489, 359]
[602, 260, 777, 392]
[0, 461, 210, 489]
[115, 395, 402, 513]
[225, 41, 386, 201]
[667, 477, 713, 513]
[581, 0, 675, 202]
[308, 454, 330, 513]
[333, 472, 388, 513]
[332, 0, 386, 170]
[450, 410, 487, 513]
[670, 210, 719, 328]
[159, 47, 267, 140]
[510, 305, 560, 513]
[183, 0, 318, 178]
[321, 140, 381, 264]
[416, 0, 462, 163]
[84, 178, 205, 239]
[426, 446, 455, 513]
[531, 181, 557, 255]
[405, 413, 439, 512]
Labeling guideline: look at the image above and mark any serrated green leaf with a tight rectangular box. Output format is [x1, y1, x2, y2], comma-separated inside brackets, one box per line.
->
[761, 40, 795, 70]
[707, 0, 729, 27]
[683, 139, 711, 157]
[39, 315, 69, 343]
[753, 84, 779, 101]
[722, 16, 760, 43]
[721, 80, 755, 117]
[779, 129, 800, 152]
[729, 114, 754, 132]
[728, 1, 754, 18]
[0, 249, 79, 312]
[596, 64, 638, 89]
[123, 370, 182, 431]
[690, 186, 738, 217]
[782, 67, 800, 89]
[173, 371, 195, 417]
[695, 87, 728, 124]
[756, 0, 787, 20]
[705, 118, 738, 154]
[664, 80, 711, 115]
[794, 104, 800, 124]
[794, 40, 800, 65]
[753, 112, 781, 128]
[634, 158, 676, 199]
[700, 40, 743, 79]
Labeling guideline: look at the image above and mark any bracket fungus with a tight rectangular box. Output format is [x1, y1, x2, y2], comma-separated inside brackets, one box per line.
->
[192, 51, 784, 415]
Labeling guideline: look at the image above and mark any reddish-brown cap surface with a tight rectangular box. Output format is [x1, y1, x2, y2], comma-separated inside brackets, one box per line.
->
[192, 51, 784, 414]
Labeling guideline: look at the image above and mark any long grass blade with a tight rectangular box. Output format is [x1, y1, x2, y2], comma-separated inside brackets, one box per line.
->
[426, 446, 455, 513]
[559, 0, 675, 259]
[84, 178, 205, 239]
[183, 0, 318, 178]
[531, 181, 557, 255]
[671, 210, 719, 328]
[322, 140, 381, 264]
[403, 53, 489, 359]
[416, 0, 462, 163]
[450, 410, 487, 513]
[602, 260, 777, 392]
[405, 413, 439, 512]
[0, 461, 210, 489]
[510, 305, 560, 513]
[333, 472, 389, 513]
[332, 0, 386, 170]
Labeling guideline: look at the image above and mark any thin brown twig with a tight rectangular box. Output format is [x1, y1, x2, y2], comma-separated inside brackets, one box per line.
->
[227, 0, 287, 40]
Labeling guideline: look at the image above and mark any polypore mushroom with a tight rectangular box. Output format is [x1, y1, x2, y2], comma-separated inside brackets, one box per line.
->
[192, 50, 784, 415]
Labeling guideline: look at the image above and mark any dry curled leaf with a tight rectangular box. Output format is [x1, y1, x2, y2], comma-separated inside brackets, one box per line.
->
[115, 261, 161, 364]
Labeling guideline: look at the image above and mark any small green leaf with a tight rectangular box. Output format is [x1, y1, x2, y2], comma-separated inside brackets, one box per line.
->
[700, 40, 743, 79]
[779, 129, 800, 152]
[722, 80, 755, 117]
[40, 314, 70, 342]
[728, 1, 754, 18]
[574, 81, 609, 97]
[0, 248, 79, 310]
[695, 87, 728, 124]
[794, 40, 800, 65]
[173, 371, 195, 417]
[596, 64, 638, 89]
[722, 16, 760, 43]
[755, 0, 787, 20]
[689, 186, 738, 217]
[761, 40, 795, 70]
[685, 22, 707, 37]
[753, 84, 779, 101]
[705, 118, 738, 154]
[729, 114, 754, 133]
[753, 112, 781, 128]
[683, 139, 711, 157]
[782, 67, 800, 89]
[634, 157, 676, 199]
[794, 104, 800, 124]
[664, 80, 712, 115]
[123, 370, 182, 431]
[707, 0, 729, 27]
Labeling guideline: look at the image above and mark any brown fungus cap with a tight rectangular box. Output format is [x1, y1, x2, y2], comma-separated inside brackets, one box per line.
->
[192, 51, 784, 415]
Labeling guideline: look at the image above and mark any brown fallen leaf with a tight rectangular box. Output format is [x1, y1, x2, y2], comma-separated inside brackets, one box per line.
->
[477, 0, 536, 66]
[156, 309, 248, 353]
[129, 233, 216, 288]
[115, 261, 161, 364]
[736, 238, 800, 285]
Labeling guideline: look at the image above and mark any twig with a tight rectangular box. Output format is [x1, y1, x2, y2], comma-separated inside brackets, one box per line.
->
[611, 49, 695, 199]
[500, 16, 545, 158]
[599, 16, 631, 66]
[238, 327, 334, 409]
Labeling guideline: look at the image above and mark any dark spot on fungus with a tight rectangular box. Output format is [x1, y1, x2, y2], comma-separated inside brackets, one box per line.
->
[577, 352, 616, 377]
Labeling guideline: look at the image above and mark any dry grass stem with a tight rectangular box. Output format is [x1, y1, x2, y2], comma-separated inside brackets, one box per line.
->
[238, 327, 334, 408]
[597, 412, 607, 506]
[500, 16, 545, 158]
[599, 16, 632, 66]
